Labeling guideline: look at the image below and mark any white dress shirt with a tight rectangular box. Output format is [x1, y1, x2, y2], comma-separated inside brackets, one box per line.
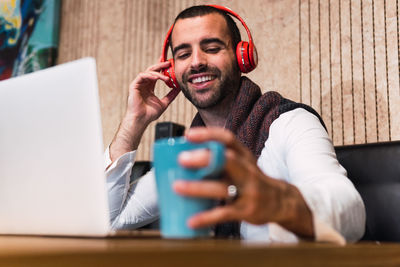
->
[104, 108, 366, 244]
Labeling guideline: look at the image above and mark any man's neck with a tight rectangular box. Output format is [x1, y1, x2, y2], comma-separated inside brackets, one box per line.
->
[197, 90, 237, 128]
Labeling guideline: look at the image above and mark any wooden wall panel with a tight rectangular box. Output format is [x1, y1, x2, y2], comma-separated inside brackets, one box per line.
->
[300, 0, 311, 106]
[387, 0, 400, 140]
[310, 0, 322, 115]
[331, 0, 345, 145]
[252, 0, 300, 102]
[320, 0, 333, 137]
[58, 0, 400, 160]
[352, 0, 367, 144]
[374, 0, 390, 141]
[362, 0, 379, 143]
[341, 0, 355, 145]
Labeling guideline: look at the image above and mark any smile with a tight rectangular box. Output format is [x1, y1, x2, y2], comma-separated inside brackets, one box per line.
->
[190, 75, 215, 84]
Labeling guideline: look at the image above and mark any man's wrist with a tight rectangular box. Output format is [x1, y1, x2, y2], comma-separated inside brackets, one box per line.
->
[275, 182, 315, 238]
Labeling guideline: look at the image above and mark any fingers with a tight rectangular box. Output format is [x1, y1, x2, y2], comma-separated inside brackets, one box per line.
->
[177, 145, 250, 186]
[173, 180, 228, 199]
[177, 148, 251, 189]
[130, 61, 172, 89]
[184, 127, 256, 183]
[181, 128, 258, 187]
[185, 127, 233, 143]
[146, 60, 171, 72]
[177, 128, 270, 229]
[173, 180, 241, 229]
[160, 87, 180, 107]
[178, 149, 210, 168]
[133, 71, 170, 87]
[187, 206, 238, 229]
[144, 60, 179, 106]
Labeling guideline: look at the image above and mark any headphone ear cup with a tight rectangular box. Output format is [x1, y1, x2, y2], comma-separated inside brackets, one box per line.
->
[236, 41, 256, 73]
[162, 58, 180, 89]
[248, 42, 258, 71]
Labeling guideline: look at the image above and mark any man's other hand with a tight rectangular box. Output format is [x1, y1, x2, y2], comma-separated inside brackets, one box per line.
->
[173, 127, 314, 239]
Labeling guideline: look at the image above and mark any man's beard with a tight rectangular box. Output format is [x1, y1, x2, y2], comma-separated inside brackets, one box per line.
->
[178, 63, 240, 109]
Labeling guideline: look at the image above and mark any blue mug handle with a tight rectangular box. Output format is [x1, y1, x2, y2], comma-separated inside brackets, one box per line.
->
[196, 141, 225, 178]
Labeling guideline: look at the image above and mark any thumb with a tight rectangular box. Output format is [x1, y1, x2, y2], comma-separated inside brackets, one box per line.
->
[160, 87, 180, 107]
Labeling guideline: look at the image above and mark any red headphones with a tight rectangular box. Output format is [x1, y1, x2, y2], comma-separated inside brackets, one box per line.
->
[160, 5, 258, 89]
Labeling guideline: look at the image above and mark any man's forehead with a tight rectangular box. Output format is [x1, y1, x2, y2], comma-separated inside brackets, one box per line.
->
[170, 13, 230, 47]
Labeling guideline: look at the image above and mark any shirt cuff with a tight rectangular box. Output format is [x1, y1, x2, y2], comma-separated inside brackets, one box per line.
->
[296, 184, 346, 245]
[104, 146, 137, 172]
[105, 147, 137, 222]
[313, 217, 346, 245]
[104, 146, 112, 169]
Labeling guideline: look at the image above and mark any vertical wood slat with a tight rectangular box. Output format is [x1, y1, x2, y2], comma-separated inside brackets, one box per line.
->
[300, 0, 311, 105]
[362, 0, 378, 143]
[351, 0, 367, 144]
[330, 0, 344, 145]
[374, 0, 390, 142]
[361, 0, 369, 143]
[320, 0, 333, 137]
[387, 0, 400, 140]
[310, 0, 321, 114]
[139, 0, 159, 160]
[341, 0, 354, 145]
[140, 0, 150, 160]
[299, 0, 303, 106]
[384, 0, 392, 142]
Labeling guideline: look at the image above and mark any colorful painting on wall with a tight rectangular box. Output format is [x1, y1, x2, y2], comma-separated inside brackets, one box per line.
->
[0, 0, 61, 81]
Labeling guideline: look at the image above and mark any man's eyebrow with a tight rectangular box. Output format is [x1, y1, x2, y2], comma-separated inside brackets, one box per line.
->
[172, 43, 191, 56]
[172, 38, 227, 56]
[200, 38, 227, 47]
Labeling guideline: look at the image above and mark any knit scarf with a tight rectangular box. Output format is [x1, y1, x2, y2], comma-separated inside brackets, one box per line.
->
[190, 77, 325, 238]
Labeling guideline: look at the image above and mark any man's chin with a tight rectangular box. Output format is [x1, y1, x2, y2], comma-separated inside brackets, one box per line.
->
[190, 96, 222, 109]
[180, 84, 221, 108]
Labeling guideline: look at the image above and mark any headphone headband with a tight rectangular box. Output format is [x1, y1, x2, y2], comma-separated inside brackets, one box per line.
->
[161, 24, 174, 62]
[161, 5, 255, 63]
[207, 5, 254, 44]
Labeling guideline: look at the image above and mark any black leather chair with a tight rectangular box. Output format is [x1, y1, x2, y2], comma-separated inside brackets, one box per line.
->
[129, 161, 152, 184]
[335, 141, 400, 242]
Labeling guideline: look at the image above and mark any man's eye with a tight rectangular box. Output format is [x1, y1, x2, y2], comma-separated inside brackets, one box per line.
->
[206, 47, 221, 53]
[176, 52, 190, 59]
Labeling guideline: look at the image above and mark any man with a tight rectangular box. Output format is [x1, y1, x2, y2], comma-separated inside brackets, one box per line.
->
[105, 5, 365, 243]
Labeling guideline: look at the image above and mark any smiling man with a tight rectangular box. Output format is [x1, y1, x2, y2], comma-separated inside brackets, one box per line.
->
[172, 14, 240, 115]
[105, 5, 365, 243]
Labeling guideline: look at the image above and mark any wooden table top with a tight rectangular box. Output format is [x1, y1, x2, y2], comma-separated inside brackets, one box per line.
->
[1, 231, 400, 267]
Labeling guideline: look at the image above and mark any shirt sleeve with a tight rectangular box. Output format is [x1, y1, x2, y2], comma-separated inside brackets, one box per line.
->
[256, 108, 366, 244]
[104, 147, 159, 229]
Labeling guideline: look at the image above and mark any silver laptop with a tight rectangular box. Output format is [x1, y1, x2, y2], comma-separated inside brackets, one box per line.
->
[0, 58, 113, 236]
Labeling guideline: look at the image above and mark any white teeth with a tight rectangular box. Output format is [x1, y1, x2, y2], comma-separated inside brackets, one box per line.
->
[192, 75, 213, 84]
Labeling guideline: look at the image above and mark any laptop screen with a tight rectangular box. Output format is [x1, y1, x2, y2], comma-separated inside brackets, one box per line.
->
[0, 58, 110, 236]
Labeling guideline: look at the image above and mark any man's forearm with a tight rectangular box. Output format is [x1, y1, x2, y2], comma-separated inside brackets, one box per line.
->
[109, 116, 148, 162]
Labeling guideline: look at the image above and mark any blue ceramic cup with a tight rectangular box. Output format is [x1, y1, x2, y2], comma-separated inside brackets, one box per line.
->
[153, 137, 225, 239]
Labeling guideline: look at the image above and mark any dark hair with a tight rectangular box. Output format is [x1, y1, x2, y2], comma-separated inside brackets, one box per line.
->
[169, 5, 242, 54]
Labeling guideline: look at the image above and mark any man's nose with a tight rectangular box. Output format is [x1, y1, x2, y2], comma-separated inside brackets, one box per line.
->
[190, 49, 207, 71]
